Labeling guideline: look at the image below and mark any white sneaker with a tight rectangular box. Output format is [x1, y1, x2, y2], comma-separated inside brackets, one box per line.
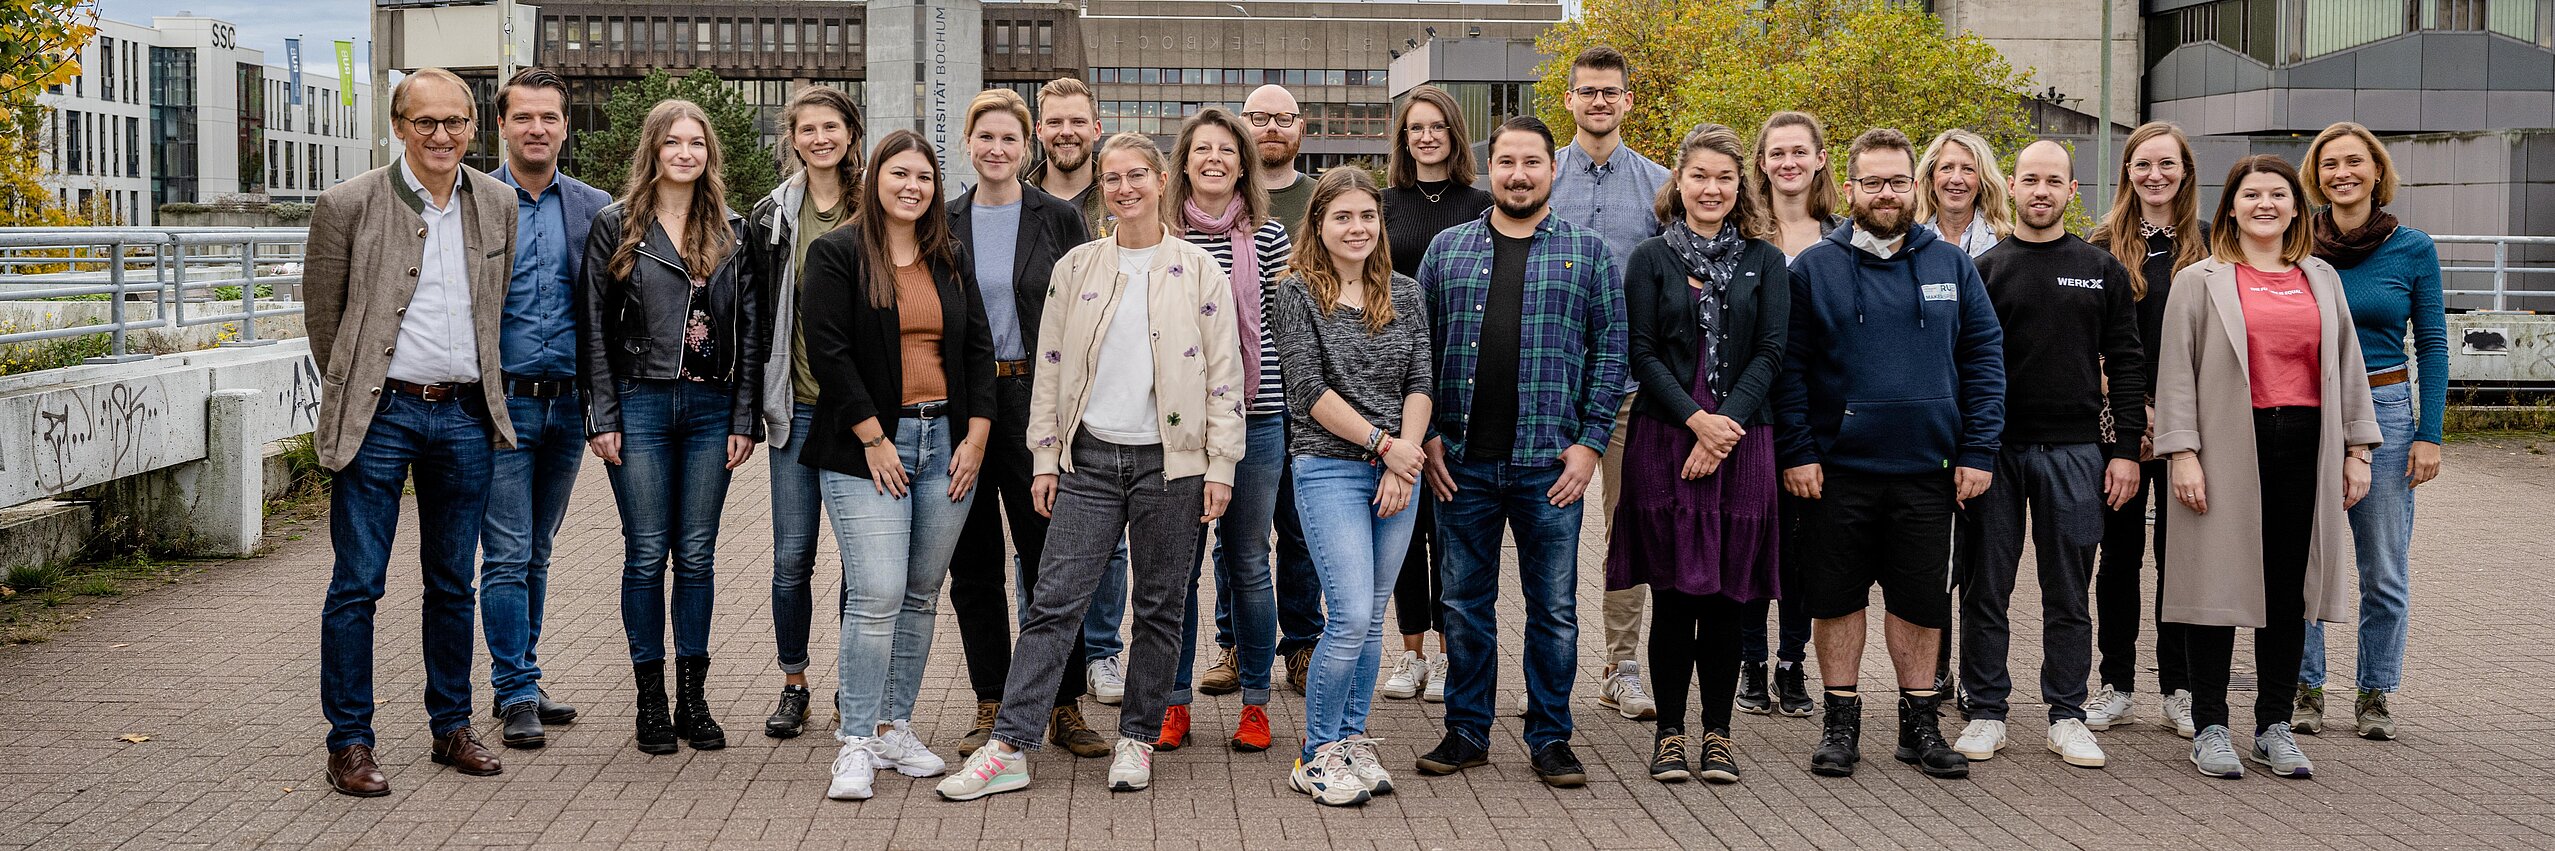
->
[1107, 737, 1154, 792]
[1088, 656, 1127, 705]
[2162, 689, 2197, 739]
[873, 720, 947, 777]
[2047, 718, 2107, 768]
[1290, 740, 1372, 807]
[1422, 653, 1448, 703]
[1598, 661, 1658, 720]
[1954, 719, 2008, 761]
[2083, 686, 2135, 731]
[828, 735, 882, 801]
[1342, 734, 1394, 795]
[1380, 651, 1426, 700]
[935, 741, 1030, 801]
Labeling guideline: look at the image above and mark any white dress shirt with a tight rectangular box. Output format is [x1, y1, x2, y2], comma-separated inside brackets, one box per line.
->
[387, 157, 482, 384]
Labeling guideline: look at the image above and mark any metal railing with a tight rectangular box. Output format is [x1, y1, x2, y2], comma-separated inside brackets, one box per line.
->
[0, 227, 308, 363]
[2435, 234, 2555, 313]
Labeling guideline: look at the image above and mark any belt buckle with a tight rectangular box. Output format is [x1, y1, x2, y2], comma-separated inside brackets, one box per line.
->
[419, 383, 452, 403]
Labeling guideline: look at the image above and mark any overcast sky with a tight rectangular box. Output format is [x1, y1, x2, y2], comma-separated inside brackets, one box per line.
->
[104, 0, 374, 75]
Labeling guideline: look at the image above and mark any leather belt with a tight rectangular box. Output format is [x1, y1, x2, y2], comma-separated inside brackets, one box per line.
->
[2369, 369, 2410, 388]
[506, 378, 574, 398]
[901, 399, 950, 420]
[384, 379, 481, 403]
[994, 359, 1032, 379]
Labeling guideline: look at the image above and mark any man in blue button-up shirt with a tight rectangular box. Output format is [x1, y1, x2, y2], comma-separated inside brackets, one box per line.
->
[484, 67, 612, 749]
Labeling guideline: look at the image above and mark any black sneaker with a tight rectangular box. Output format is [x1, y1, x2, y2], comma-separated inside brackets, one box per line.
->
[1530, 741, 1587, 788]
[764, 685, 810, 739]
[1894, 693, 1970, 779]
[1649, 729, 1691, 783]
[1736, 663, 1772, 715]
[498, 700, 546, 749]
[1415, 731, 1489, 775]
[1811, 693, 1862, 777]
[1774, 663, 1816, 717]
[1697, 727, 1740, 784]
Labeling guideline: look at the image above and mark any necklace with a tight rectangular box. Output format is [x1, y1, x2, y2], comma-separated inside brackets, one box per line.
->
[1418, 180, 1447, 203]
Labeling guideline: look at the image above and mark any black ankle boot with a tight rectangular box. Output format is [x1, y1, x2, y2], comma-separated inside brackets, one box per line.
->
[1774, 663, 1816, 717]
[673, 656, 726, 751]
[1895, 693, 1969, 778]
[1736, 663, 1772, 715]
[1811, 693, 1861, 777]
[633, 660, 678, 755]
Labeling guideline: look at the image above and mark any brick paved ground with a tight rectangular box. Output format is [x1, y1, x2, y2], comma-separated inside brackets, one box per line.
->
[3, 440, 2552, 850]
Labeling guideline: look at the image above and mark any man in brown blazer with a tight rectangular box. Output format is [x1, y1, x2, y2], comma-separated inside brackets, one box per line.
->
[303, 67, 518, 798]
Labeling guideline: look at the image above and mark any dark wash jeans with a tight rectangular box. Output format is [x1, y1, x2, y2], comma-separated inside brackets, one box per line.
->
[480, 390, 583, 709]
[946, 374, 1089, 706]
[1435, 457, 1583, 751]
[605, 379, 738, 664]
[1958, 442, 2104, 723]
[321, 391, 494, 749]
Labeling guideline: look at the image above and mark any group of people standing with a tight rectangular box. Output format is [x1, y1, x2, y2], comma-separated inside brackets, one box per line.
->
[301, 43, 2442, 804]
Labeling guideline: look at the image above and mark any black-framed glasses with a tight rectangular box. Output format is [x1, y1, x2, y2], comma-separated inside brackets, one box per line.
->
[1242, 111, 1299, 129]
[1570, 86, 1626, 103]
[402, 116, 474, 138]
[1850, 176, 1916, 194]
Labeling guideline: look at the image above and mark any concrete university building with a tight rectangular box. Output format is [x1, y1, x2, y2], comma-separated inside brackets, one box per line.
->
[34, 15, 375, 226]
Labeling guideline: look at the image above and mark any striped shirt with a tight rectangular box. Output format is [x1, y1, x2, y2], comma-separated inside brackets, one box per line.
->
[1185, 219, 1293, 415]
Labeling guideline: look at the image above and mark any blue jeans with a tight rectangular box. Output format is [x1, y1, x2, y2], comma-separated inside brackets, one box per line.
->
[479, 391, 584, 708]
[1082, 542, 1132, 658]
[769, 403, 832, 675]
[321, 392, 492, 749]
[1171, 412, 1283, 706]
[1218, 453, 1327, 657]
[2304, 379, 2417, 693]
[821, 414, 975, 734]
[1436, 458, 1583, 750]
[1293, 456, 1419, 759]
[605, 379, 737, 664]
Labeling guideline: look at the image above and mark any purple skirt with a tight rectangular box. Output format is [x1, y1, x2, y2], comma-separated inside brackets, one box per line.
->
[1603, 379, 1781, 602]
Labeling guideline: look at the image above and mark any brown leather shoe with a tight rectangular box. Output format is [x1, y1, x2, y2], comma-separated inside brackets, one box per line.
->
[327, 744, 390, 797]
[430, 727, 503, 776]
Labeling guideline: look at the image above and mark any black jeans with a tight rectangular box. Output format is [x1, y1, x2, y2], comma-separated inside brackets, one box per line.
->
[947, 374, 1085, 707]
[1958, 443, 2103, 722]
[1649, 589, 1743, 734]
[2097, 458, 2189, 694]
[1741, 493, 1812, 665]
[2183, 407, 2318, 734]
[1392, 495, 1443, 636]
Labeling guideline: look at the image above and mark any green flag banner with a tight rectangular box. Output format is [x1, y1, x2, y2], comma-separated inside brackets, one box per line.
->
[335, 41, 355, 106]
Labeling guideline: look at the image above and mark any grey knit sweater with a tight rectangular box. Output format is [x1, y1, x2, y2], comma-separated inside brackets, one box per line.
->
[1270, 272, 1434, 460]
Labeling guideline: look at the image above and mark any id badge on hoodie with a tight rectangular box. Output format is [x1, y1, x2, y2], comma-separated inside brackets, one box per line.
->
[1920, 282, 1959, 302]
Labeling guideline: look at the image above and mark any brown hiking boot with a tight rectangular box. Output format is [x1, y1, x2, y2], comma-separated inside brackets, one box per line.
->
[1049, 704, 1111, 757]
[1199, 646, 1242, 695]
[958, 700, 999, 756]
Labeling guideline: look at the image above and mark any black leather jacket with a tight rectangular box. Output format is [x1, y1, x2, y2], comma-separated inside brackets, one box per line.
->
[577, 201, 768, 439]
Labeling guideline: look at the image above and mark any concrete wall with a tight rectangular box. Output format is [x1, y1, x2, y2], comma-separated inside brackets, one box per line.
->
[1939, 0, 2143, 125]
[2148, 32, 2555, 135]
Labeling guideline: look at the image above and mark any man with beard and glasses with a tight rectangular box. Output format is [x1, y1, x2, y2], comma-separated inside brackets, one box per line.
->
[1949, 140, 2145, 771]
[1243, 84, 1316, 238]
[1412, 115, 1627, 789]
[1775, 127, 2003, 781]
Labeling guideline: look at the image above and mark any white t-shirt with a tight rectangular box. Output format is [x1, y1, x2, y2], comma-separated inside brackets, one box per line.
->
[1080, 243, 1163, 444]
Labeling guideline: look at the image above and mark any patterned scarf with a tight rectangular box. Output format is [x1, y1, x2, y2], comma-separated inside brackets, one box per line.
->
[2312, 207, 2398, 270]
[1663, 220, 1745, 389]
[1182, 195, 1266, 399]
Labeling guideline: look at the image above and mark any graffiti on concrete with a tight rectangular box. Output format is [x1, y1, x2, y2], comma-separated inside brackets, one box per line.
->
[28, 382, 163, 494]
[280, 356, 322, 429]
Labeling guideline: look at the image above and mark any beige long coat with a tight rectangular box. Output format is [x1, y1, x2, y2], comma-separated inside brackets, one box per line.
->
[2152, 257, 2381, 628]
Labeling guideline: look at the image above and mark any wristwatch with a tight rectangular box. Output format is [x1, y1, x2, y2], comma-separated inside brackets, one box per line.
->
[862, 434, 891, 448]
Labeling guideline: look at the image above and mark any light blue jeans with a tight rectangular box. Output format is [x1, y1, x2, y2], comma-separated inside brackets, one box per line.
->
[1170, 412, 1283, 707]
[821, 414, 976, 736]
[1292, 456, 1419, 760]
[2302, 379, 2416, 693]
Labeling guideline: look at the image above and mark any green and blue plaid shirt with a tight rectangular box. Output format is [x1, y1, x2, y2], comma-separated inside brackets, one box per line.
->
[1418, 211, 1628, 466]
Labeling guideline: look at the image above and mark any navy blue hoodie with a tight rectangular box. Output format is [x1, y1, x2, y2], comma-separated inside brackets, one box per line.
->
[1775, 221, 2005, 475]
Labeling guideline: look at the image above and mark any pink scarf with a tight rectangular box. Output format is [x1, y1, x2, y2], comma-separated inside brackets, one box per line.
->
[1182, 195, 1265, 400]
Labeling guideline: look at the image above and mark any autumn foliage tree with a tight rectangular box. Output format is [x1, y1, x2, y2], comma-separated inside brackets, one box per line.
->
[1, 0, 99, 227]
[1536, 0, 2038, 176]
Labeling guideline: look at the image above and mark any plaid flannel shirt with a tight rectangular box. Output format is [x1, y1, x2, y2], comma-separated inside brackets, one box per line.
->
[1418, 211, 1628, 466]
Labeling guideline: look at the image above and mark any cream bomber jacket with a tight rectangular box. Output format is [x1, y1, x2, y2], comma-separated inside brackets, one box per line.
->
[1027, 227, 1248, 486]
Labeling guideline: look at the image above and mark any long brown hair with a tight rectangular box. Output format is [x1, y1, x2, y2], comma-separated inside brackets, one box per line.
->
[852, 129, 960, 309]
[2209, 155, 2316, 266]
[610, 100, 733, 282]
[2092, 121, 2204, 300]
[1387, 85, 1476, 189]
[1165, 107, 1266, 228]
[782, 84, 865, 184]
[1654, 123, 1761, 239]
[1744, 110, 1839, 239]
[1289, 168, 1396, 334]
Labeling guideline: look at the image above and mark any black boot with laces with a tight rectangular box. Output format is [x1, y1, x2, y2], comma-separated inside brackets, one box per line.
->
[1895, 692, 1969, 778]
[1811, 692, 1861, 776]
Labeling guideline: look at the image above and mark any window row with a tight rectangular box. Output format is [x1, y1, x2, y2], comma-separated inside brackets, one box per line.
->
[548, 15, 861, 59]
[1091, 68, 1386, 87]
[989, 20, 1057, 55]
[266, 139, 346, 193]
[1093, 99, 1389, 138]
[49, 110, 143, 180]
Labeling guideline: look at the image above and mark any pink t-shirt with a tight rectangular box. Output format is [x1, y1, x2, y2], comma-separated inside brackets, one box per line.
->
[2236, 264, 2322, 409]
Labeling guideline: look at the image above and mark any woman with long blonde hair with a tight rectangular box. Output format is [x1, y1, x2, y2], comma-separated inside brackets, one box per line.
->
[1914, 128, 2012, 257]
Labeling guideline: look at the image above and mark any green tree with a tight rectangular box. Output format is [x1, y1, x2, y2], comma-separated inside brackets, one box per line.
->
[1, 0, 98, 227]
[575, 69, 777, 212]
[1536, 0, 2037, 181]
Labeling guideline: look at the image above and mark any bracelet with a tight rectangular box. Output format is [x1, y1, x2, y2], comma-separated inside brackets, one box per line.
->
[862, 434, 890, 448]
[1364, 427, 1385, 454]
[1378, 436, 1394, 459]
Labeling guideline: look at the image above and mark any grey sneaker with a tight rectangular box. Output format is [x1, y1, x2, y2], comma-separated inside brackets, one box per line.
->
[2190, 725, 2244, 778]
[2354, 689, 2397, 741]
[2249, 721, 2315, 778]
[2291, 685, 2325, 735]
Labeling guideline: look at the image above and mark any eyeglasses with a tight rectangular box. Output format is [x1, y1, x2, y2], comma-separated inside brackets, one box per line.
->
[402, 116, 474, 138]
[1404, 121, 1451, 138]
[1242, 111, 1299, 129]
[1850, 176, 1916, 194]
[1099, 167, 1156, 189]
[1570, 86, 1626, 103]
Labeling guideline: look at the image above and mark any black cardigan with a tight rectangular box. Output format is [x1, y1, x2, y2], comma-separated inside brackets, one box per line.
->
[945, 181, 1091, 361]
[1624, 235, 1789, 428]
[795, 230, 998, 478]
